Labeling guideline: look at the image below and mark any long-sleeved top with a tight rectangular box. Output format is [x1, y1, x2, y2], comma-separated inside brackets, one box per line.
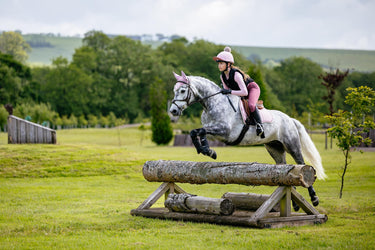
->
[220, 71, 248, 97]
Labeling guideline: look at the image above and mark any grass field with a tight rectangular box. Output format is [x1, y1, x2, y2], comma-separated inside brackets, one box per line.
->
[0, 128, 374, 249]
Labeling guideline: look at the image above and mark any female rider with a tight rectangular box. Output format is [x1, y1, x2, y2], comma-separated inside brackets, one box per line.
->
[213, 46, 264, 137]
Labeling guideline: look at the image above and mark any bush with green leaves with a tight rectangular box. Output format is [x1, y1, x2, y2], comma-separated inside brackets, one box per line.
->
[326, 86, 375, 198]
[150, 78, 173, 145]
[0, 105, 8, 131]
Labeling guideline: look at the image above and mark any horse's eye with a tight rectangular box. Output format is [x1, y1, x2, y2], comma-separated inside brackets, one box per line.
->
[181, 89, 186, 94]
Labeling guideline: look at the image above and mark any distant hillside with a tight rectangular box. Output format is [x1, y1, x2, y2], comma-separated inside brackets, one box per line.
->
[24, 34, 82, 65]
[232, 45, 375, 72]
[23, 34, 375, 72]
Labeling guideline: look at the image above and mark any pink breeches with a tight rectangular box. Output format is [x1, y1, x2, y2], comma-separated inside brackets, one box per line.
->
[247, 82, 260, 112]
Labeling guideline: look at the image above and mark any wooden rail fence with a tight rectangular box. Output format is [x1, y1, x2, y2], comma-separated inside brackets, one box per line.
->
[7, 115, 56, 144]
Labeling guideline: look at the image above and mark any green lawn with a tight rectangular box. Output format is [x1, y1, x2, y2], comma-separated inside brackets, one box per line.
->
[0, 128, 374, 249]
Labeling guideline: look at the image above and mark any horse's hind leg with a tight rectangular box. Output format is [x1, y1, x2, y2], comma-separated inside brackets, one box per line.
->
[284, 139, 319, 206]
[264, 141, 287, 164]
[308, 186, 319, 206]
[264, 141, 300, 211]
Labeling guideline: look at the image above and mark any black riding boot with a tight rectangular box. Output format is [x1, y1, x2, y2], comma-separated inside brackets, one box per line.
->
[250, 108, 265, 138]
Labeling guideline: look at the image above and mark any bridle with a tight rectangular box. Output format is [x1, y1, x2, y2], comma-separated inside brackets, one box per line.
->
[171, 80, 222, 113]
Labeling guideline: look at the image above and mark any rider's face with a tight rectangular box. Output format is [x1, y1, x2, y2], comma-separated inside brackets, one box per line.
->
[217, 61, 228, 72]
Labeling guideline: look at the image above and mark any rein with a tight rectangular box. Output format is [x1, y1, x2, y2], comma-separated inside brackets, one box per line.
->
[172, 81, 222, 111]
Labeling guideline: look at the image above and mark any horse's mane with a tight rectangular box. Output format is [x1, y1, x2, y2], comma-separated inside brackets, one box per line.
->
[188, 76, 221, 90]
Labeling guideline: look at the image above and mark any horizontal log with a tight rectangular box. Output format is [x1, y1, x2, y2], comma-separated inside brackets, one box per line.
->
[222, 192, 280, 212]
[164, 193, 234, 215]
[143, 160, 316, 187]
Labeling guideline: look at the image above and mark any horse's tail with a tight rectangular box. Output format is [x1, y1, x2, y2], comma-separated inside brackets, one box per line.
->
[293, 119, 327, 180]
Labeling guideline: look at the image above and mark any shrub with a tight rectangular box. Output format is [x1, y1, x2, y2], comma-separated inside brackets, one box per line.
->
[150, 78, 173, 145]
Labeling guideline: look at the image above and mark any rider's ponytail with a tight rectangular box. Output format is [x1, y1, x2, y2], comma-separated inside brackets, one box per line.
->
[231, 66, 252, 83]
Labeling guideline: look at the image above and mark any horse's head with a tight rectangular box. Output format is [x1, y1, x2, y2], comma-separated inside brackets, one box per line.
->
[170, 71, 197, 116]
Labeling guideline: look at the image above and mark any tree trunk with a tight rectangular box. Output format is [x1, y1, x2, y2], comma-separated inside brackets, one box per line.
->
[339, 149, 350, 198]
[143, 160, 316, 187]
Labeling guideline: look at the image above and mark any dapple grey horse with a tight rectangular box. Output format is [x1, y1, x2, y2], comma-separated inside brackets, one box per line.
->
[169, 71, 326, 207]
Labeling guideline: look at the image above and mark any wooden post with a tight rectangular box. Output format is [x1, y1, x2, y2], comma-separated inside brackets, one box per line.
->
[280, 187, 291, 217]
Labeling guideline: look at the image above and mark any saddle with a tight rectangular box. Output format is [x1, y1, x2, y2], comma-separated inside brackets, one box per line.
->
[239, 99, 273, 125]
[227, 99, 271, 146]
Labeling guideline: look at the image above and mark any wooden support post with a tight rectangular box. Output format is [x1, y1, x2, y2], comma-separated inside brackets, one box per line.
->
[136, 182, 187, 210]
[291, 187, 320, 215]
[250, 186, 286, 222]
[280, 186, 291, 217]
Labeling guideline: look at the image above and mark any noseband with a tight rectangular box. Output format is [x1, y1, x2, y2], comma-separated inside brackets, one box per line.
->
[171, 80, 221, 113]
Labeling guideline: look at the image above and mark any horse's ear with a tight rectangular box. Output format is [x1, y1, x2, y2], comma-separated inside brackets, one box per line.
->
[181, 71, 188, 83]
[173, 72, 180, 80]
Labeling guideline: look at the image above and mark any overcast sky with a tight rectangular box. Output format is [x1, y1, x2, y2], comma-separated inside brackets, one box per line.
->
[1, 0, 374, 50]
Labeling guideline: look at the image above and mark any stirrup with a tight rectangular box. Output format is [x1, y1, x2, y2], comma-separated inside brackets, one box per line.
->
[256, 124, 265, 138]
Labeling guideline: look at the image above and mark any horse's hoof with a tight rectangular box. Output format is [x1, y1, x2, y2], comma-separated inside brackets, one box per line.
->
[311, 196, 319, 206]
[210, 150, 217, 160]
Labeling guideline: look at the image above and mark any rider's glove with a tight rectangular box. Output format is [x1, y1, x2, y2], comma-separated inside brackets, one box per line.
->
[221, 89, 231, 95]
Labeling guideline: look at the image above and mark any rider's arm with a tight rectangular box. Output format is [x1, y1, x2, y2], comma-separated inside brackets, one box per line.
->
[231, 72, 248, 97]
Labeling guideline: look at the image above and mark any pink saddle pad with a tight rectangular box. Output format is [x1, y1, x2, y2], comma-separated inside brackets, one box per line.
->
[239, 100, 273, 124]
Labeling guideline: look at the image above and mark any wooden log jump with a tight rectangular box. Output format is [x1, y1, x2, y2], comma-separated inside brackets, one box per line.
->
[143, 160, 316, 187]
[131, 160, 328, 228]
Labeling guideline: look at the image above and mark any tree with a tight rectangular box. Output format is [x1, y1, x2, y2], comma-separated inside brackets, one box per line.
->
[273, 57, 325, 115]
[0, 31, 31, 63]
[0, 105, 8, 131]
[82, 30, 110, 51]
[319, 68, 349, 115]
[102, 35, 159, 121]
[0, 52, 31, 105]
[325, 86, 375, 198]
[44, 57, 93, 116]
[150, 78, 173, 145]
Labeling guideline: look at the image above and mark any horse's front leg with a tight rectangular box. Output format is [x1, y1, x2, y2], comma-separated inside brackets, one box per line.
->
[190, 125, 229, 160]
[190, 128, 217, 159]
[190, 128, 204, 155]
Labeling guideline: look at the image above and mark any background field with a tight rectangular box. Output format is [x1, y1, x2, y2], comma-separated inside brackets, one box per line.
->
[0, 128, 374, 249]
[24, 34, 375, 72]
